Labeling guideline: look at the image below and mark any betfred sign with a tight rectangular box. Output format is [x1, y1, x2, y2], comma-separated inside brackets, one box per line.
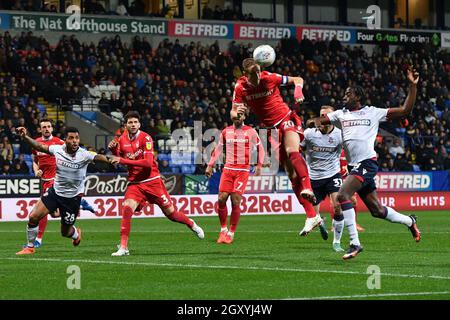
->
[297, 27, 355, 43]
[168, 21, 232, 38]
[375, 173, 432, 191]
[235, 24, 296, 40]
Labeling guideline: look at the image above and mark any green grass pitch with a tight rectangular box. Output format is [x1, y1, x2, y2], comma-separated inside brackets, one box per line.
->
[0, 211, 449, 300]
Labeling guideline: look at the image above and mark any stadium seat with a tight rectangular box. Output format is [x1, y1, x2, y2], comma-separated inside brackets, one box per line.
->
[170, 166, 181, 174]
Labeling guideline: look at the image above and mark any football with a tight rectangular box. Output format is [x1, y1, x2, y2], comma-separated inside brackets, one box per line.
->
[253, 44, 276, 68]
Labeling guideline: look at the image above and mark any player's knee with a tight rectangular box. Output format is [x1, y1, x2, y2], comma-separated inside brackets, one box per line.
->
[333, 205, 341, 215]
[336, 192, 350, 204]
[29, 213, 40, 225]
[218, 194, 228, 205]
[369, 206, 385, 218]
[231, 195, 241, 206]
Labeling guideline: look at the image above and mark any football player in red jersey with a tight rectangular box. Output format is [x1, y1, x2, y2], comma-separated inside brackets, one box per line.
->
[231, 58, 322, 235]
[108, 111, 205, 256]
[205, 114, 265, 244]
[31, 119, 64, 247]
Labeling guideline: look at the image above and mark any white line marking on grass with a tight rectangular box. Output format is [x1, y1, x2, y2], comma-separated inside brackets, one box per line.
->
[1, 230, 449, 234]
[285, 291, 450, 300]
[2, 257, 450, 280]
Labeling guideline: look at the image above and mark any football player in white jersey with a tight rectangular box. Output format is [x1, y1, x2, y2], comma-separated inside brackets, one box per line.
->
[15, 126, 112, 255]
[311, 67, 421, 260]
[302, 105, 345, 251]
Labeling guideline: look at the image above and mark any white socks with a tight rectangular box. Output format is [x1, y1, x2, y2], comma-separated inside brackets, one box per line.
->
[27, 224, 39, 248]
[220, 227, 228, 233]
[343, 208, 361, 246]
[384, 206, 413, 227]
[71, 226, 79, 240]
[332, 218, 344, 244]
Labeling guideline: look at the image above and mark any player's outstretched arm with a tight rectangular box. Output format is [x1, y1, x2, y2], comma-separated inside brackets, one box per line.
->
[307, 115, 331, 128]
[386, 67, 419, 120]
[17, 127, 50, 154]
[94, 154, 111, 163]
[287, 76, 305, 104]
[108, 153, 153, 168]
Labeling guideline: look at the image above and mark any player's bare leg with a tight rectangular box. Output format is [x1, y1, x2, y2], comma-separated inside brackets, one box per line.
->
[112, 198, 139, 256]
[330, 192, 344, 252]
[217, 192, 230, 243]
[285, 163, 322, 236]
[336, 176, 364, 259]
[16, 200, 51, 255]
[284, 130, 315, 204]
[352, 195, 365, 232]
[360, 191, 420, 242]
[222, 193, 242, 244]
[163, 204, 205, 240]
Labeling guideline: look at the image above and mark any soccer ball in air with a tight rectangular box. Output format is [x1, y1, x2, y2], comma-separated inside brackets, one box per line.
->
[253, 45, 276, 68]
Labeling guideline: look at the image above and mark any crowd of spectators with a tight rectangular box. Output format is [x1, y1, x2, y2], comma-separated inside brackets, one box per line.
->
[0, 29, 449, 175]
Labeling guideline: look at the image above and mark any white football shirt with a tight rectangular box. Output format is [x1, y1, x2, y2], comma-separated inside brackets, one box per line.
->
[48, 145, 96, 198]
[301, 127, 343, 180]
[326, 106, 389, 165]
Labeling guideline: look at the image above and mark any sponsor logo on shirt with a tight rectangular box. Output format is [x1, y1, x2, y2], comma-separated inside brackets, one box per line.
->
[342, 119, 371, 127]
[57, 159, 83, 169]
[312, 146, 337, 153]
[245, 89, 274, 101]
[226, 138, 248, 143]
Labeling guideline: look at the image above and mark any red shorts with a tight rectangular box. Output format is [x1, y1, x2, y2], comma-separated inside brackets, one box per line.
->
[219, 168, 250, 195]
[124, 178, 172, 210]
[42, 180, 54, 194]
[270, 112, 304, 165]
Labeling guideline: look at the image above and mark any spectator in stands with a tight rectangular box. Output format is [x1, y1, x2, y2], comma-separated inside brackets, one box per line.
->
[116, 0, 129, 16]
[158, 160, 171, 173]
[155, 119, 170, 137]
[84, 0, 106, 14]
[394, 153, 412, 171]
[389, 139, 405, 158]
[0, 138, 13, 161]
[11, 154, 29, 174]
[129, 0, 145, 16]
[1, 162, 12, 175]
[98, 92, 111, 115]
[444, 154, 450, 170]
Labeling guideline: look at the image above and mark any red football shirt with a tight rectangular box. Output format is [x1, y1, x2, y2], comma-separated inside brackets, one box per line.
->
[233, 71, 291, 127]
[32, 136, 64, 180]
[340, 149, 349, 177]
[209, 125, 264, 171]
[114, 130, 160, 183]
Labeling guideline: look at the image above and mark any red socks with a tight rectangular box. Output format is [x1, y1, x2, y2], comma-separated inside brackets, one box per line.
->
[292, 179, 316, 218]
[288, 152, 312, 190]
[230, 205, 241, 233]
[120, 205, 134, 248]
[218, 202, 228, 228]
[167, 210, 194, 228]
[37, 214, 48, 239]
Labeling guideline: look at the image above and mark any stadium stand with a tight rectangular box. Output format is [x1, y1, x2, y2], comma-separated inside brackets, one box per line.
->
[0, 30, 449, 175]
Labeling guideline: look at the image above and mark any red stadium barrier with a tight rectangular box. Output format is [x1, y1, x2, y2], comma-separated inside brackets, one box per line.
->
[0, 192, 449, 222]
